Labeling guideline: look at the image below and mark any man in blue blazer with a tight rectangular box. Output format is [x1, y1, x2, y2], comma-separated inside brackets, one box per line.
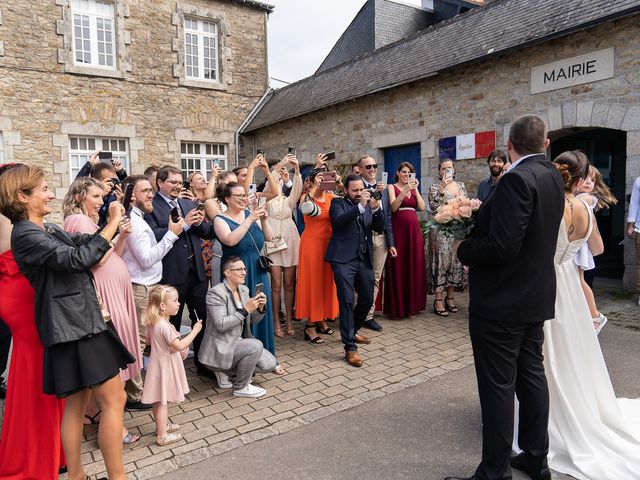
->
[144, 165, 215, 376]
[358, 155, 397, 331]
[325, 174, 385, 367]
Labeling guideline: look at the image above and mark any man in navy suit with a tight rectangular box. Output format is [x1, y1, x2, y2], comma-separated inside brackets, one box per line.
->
[325, 174, 385, 367]
[144, 165, 216, 377]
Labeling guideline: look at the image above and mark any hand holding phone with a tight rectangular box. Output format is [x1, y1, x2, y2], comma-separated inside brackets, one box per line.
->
[170, 206, 181, 223]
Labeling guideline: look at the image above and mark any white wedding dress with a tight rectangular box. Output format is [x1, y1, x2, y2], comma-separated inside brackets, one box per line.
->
[516, 205, 640, 479]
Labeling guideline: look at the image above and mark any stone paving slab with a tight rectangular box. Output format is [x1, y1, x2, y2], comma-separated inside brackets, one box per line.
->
[0, 287, 634, 479]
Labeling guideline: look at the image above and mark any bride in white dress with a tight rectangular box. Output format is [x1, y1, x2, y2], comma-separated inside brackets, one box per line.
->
[515, 150, 640, 479]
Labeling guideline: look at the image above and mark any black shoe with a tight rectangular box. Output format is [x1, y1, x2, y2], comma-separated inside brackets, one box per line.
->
[363, 319, 383, 331]
[125, 400, 153, 411]
[510, 452, 551, 480]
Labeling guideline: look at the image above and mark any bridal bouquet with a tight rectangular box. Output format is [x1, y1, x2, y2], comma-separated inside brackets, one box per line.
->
[425, 196, 482, 239]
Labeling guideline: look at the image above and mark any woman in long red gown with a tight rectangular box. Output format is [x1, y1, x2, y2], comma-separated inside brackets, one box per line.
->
[0, 163, 66, 479]
[384, 162, 427, 318]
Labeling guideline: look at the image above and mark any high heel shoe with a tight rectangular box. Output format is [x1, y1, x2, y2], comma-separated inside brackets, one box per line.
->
[444, 297, 458, 313]
[433, 300, 449, 317]
[315, 323, 334, 335]
[304, 325, 324, 344]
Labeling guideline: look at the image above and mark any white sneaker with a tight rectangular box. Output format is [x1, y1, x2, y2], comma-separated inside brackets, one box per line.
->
[214, 371, 232, 389]
[595, 313, 608, 335]
[233, 382, 266, 398]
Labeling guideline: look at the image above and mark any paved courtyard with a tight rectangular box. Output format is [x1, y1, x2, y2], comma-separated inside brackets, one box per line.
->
[1, 287, 637, 479]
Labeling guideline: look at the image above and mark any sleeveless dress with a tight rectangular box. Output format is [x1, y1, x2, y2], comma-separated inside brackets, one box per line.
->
[141, 321, 189, 405]
[218, 211, 275, 355]
[573, 193, 597, 271]
[0, 250, 66, 479]
[64, 214, 143, 382]
[295, 193, 339, 322]
[516, 201, 640, 479]
[265, 173, 302, 267]
[384, 185, 427, 318]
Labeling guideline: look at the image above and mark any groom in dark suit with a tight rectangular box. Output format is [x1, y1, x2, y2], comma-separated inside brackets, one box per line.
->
[325, 174, 385, 367]
[448, 115, 564, 480]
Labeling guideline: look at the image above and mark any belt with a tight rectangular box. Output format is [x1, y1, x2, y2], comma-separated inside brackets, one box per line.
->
[399, 207, 415, 211]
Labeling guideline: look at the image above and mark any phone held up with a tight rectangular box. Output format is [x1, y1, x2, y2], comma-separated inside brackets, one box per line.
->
[444, 167, 454, 182]
[288, 147, 296, 156]
[182, 180, 190, 191]
[319, 170, 337, 191]
[381, 171, 389, 185]
[98, 151, 113, 164]
[409, 172, 416, 182]
[324, 151, 336, 161]
[121, 183, 134, 213]
[170, 206, 180, 223]
[255, 283, 264, 296]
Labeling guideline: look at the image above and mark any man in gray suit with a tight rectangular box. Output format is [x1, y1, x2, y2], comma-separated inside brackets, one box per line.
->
[198, 256, 276, 398]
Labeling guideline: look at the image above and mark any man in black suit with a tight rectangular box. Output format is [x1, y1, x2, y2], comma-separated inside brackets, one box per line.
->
[144, 165, 215, 377]
[358, 155, 397, 331]
[325, 174, 385, 367]
[447, 115, 564, 480]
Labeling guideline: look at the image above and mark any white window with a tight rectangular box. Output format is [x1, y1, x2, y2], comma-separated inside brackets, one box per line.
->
[180, 142, 227, 180]
[71, 0, 116, 69]
[184, 17, 219, 82]
[0, 132, 4, 163]
[69, 136, 129, 180]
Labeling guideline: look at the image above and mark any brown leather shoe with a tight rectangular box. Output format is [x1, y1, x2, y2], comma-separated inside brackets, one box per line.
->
[355, 333, 371, 344]
[345, 351, 363, 367]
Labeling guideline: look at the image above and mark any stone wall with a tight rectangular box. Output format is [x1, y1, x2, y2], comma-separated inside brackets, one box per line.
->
[241, 15, 640, 289]
[0, 0, 269, 222]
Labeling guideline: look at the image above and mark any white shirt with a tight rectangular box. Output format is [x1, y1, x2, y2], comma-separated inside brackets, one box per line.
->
[627, 177, 640, 224]
[507, 153, 540, 172]
[122, 206, 180, 285]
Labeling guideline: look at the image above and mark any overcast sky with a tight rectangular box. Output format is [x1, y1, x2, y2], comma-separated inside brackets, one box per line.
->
[266, 0, 423, 87]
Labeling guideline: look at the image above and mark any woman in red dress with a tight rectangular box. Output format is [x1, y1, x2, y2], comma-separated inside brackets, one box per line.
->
[0, 163, 66, 479]
[384, 162, 427, 318]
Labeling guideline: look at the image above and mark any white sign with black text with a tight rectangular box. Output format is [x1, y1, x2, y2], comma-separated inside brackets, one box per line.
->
[531, 48, 615, 94]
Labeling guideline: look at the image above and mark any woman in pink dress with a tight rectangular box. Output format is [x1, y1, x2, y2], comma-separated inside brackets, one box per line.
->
[384, 162, 427, 318]
[62, 177, 143, 444]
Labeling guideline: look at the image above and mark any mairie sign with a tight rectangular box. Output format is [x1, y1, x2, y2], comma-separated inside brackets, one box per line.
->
[531, 48, 615, 94]
[439, 130, 496, 161]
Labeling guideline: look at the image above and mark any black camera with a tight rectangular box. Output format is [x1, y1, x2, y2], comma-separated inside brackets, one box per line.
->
[371, 190, 382, 201]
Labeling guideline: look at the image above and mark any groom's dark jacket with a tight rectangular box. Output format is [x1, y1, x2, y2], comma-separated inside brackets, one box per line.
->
[457, 153, 564, 323]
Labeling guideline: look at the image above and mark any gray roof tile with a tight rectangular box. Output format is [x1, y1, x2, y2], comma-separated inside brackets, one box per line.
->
[244, 0, 640, 132]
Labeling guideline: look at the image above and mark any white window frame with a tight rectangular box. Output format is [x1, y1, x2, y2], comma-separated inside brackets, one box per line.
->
[180, 142, 227, 180]
[71, 0, 116, 70]
[184, 17, 220, 82]
[69, 136, 129, 181]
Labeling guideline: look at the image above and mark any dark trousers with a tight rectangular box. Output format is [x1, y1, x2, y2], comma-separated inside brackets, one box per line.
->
[168, 266, 208, 369]
[469, 315, 549, 480]
[0, 319, 10, 382]
[331, 257, 375, 352]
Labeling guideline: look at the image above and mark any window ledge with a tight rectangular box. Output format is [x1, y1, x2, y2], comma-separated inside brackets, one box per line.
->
[179, 77, 228, 91]
[65, 63, 126, 79]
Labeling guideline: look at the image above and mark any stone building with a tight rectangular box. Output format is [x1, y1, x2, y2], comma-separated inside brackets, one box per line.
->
[240, 0, 640, 290]
[0, 0, 273, 220]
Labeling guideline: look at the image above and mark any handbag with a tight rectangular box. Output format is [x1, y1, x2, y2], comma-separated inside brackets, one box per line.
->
[247, 228, 273, 272]
[263, 196, 288, 255]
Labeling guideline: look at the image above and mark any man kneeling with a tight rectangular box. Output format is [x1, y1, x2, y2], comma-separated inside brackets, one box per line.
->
[198, 256, 274, 398]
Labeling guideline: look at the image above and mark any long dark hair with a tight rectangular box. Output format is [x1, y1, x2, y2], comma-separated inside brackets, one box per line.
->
[393, 162, 416, 182]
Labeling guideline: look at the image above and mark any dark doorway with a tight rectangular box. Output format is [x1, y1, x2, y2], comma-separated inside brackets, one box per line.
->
[549, 127, 626, 280]
[383, 143, 421, 183]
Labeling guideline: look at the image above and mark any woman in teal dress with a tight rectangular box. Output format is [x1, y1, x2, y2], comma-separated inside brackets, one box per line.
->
[213, 182, 277, 355]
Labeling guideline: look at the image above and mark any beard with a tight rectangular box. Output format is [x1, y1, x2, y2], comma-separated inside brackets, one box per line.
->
[490, 167, 503, 177]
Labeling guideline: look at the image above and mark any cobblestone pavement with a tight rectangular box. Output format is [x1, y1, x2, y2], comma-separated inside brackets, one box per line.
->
[1, 288, 635, 479]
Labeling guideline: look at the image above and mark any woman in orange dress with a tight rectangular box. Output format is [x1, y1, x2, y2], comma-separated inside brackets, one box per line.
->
[295, 168, 339, 343]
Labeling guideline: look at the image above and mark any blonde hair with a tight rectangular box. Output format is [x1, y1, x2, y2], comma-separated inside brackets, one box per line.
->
[587, 165, 618, 210]
[143, 285, 178, 326]
[62, 177, 105, 219]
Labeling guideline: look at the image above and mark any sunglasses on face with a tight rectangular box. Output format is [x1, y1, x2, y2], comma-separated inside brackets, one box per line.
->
[364, 164, 378, 170]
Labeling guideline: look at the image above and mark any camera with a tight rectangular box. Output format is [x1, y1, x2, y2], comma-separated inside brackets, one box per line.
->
[371, 190, 382, 201]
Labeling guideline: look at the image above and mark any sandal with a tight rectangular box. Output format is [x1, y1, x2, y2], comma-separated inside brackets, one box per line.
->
[273, 365, 287, 375]
[315, 324, 334, 335]
[444, 297, 459, 313]
[304, 326, 324, 344]
[285, 323, 295, 336]
[157, 432, 182, 446]
[167, 423, 181, 433]
[274, 325, 285, 338]
[122, 431, 140, 445]
[433, 300, 449, 317]
[83, 410, 101, 425]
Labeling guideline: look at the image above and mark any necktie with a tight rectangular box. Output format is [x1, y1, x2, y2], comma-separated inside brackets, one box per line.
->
[169, 199, 183, 217]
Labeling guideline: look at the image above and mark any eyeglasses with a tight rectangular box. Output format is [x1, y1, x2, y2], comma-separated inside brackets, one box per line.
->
[164, 179, 182, 185]
[227, 267, 247, 272]
[364, 164, 378, 170]
[231, 194, 249, 199]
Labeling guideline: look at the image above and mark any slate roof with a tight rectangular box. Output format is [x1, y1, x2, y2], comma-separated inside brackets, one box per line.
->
[223, 0, 274, 13]
[243, 0, 640, 133]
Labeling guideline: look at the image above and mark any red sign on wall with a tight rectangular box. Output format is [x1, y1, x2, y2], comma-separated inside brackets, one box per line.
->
[475, 131, 497, 159]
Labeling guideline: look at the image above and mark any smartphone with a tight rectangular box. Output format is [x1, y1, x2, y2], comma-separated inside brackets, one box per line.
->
[255, 283, 264, 296]
[288, 147, 296, 156]
[409, 172, 416, 181]
[121, 183, 134, 212]
[319, 170, 337, 191]
[195, 203, 206, 213]
[182, 180, 190, 190]
[257, 149, 265, 156]
[324, 151, 336, 161]
[248, 183, 257, 194]
[98, 151, 113, 164]
[170, 206, 180, 223]
[381, 172, 388, 185]
[444, 167, 453, 182]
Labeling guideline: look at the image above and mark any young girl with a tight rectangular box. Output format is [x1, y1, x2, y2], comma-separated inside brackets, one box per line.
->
[142, 285, 202, 445]
[574, 165, 617, 333]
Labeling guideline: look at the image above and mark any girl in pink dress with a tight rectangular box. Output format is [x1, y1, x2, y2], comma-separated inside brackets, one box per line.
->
[142, 285, 202, 446]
